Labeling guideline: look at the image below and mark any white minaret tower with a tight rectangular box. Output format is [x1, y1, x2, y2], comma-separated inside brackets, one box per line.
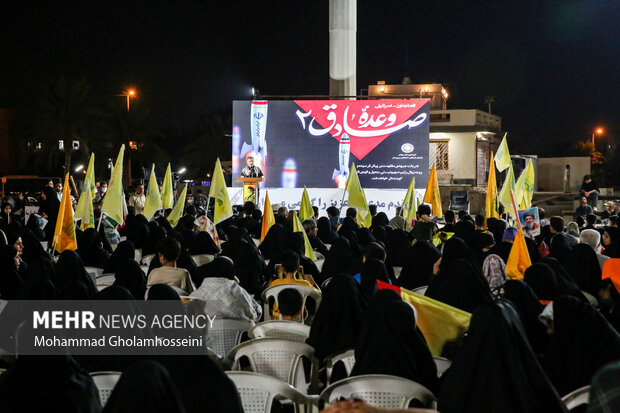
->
[329, 0, 356, 97]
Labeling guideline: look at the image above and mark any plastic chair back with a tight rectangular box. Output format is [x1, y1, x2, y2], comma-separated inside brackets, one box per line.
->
[262, 284, 322, 323]
[228, 338, 318, 392]
[206, 318, 254, 358]
[249, 320, 310, 342]
[192, 254, 215, 266]
[91, 371, 122, 406]
[325, 349, 355, 384]
[432, 356, 451, 377]
[320, 374, 436, 409]
[562, 385, 590, 411]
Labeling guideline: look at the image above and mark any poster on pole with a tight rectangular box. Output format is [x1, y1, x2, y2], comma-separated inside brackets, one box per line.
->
[518, 206, 540, 238]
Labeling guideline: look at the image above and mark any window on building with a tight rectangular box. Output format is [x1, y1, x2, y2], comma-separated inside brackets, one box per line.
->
[430, 140, 449, 170]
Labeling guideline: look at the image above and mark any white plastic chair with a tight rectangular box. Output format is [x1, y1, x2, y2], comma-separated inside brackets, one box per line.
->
[206, 319, 254, 358]
[84, 266, 104, 283]
[315, 259, 325, 273]
[140, 253, 156, 266]
[320, 374, 437, 409]
[432, 356, 451, 378]
[262, 284, 322, 323]
[96, 274, 116, 290]
[249, 320, 311, 343]
[393, 266, 403, 279]
[0, 299, 8, 316]
[192, 254, 215, 266]
[324, 349, 355, 384]
[562, 385, 590, 411]
[134, 248, 143, 263]
[91, 371, 122, 407]
[227, 371, 319, 413]
[412, 285, 428, 295]
[228, 338, 319, 393]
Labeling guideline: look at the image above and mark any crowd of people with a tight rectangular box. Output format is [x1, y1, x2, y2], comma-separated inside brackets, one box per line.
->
[2, 179, 620, 412]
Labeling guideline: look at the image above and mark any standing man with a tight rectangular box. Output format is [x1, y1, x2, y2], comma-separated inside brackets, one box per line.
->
[564, 165, 571, 193]
[240, 156, 263, 178]
[129, 182, 146, 216]
[580, 175, 600, 209]
[94, 181, 108, 204]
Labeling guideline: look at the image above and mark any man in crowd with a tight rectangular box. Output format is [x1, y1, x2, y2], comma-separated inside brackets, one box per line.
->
[580, 229, 610, 270]
[147, 237, 195, 294]
[93, 180, 108, 204]
[303, 219, 328, 257]
[580, 174, 600, 209]
[128, 182, 146, 215]
[574, 195, 593, 220]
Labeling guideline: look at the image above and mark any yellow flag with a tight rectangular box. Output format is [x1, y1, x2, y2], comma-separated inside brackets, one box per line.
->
[402, 177, 416, 230]
[75, 153, 95, 229]
[292, 211, 317, 261]
[506, 228, 532, 280]
[53, 173, 78, 253]
[514, 166, 528, 208]
[101, 145, 125, 225]
[498, 164, 517, 219]
[299, 187, 314, 222]
[261, 191, 275, 242]
[423, 164, 443, 218]
[167, 184, 187, 227]
[485, 152, 499, 219]
[161, 163, 174, 209]
[345, 163, 371, 228]
[143, 164, 163, 220]
[377, 280, 471, 356]
[209, 158, 233, 224]
[494, 133, 511, 172]
[520, 159, 535, 209]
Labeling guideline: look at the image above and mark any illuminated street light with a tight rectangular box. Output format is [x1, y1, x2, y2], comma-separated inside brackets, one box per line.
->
[178, 167, 186, 175]
[74, 165, 84, 173]
[592, 127, 604, 151]
[117, 88, 137, 111]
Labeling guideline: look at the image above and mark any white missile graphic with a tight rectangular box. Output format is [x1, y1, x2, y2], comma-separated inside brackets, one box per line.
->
[241, 100, 268, 164]
[332, 133, 350, 181]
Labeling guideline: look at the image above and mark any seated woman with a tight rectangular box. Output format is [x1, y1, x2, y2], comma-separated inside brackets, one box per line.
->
[352, 289, 439, 396]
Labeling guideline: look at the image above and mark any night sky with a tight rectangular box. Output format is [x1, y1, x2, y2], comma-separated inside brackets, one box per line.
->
[1, 0, 617, 154]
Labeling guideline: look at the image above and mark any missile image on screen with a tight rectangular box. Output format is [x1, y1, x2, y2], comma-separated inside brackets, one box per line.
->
[281, 158, 298, 188]
[332, 133, 350, 187]
[241, 100, 268, 164]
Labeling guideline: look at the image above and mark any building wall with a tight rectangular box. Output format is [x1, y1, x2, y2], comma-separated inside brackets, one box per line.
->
[537, 157, 590, 192]
[430, 132, 477, 184]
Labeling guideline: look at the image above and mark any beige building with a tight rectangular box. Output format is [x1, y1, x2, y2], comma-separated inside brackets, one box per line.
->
[368, 82, 502, 187]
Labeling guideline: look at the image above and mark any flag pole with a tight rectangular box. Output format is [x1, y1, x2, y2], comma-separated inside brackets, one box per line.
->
[97, 212, 104, 231]
[509, 189, 522, 230]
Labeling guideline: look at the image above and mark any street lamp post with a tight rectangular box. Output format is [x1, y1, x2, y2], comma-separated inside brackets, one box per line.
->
[592, 127, 604, 152]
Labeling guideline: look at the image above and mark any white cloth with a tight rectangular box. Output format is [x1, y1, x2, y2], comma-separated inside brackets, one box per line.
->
[189, 277, 262, 322]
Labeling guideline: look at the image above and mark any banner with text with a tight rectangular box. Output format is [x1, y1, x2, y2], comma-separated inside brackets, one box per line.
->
[232, 99, 430, 189]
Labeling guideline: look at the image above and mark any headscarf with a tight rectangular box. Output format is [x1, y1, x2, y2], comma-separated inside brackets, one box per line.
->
[546, 295, 620, 395]
[359, 258, 390, 300]
[372, 212, 389, 228]
[473, 231, 496, 266]
[502, 226, 519, 243]
[307, 273, 366, 360]
[566, 243, 602, 297]
[454, 219, 476, 246]
[440, 237, 478, 271]
[77, 227, 111, 269]
[221, 233, 265, 296]
[523, 263, 560, 303]
[147, 284, 182, 301]
[385, 229, 410, 267]
[438, 300, 567, 413]
[144, 224, 167, 256]
[566, 221, 580, 238]
[549, 233, 574, 263]
[258, 224, 289, 259]
[102, 360, 186, 413]
[103, 240, 136, 274]
[487, 218, 507, 248]
[0, 245, 23, 299]
[426, 258, 493, 313]
[502, 280, 548, 355]
[317, 217, 338, 244]
[538, 257, 586, 302]
[54, 250, 99, 298]
[0, 355, 100, 413]
[193, 256, 235, 286]
[320, 237, 353, 279]
[113, 258, 147, 300]
[482, 254, 506, 298]
[41, 186, 61, 242]
[351, 289, 439, 394]
[96, 285, 135, 300]
[397, 241, 441, 290]
[603, 227, 620, 258]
